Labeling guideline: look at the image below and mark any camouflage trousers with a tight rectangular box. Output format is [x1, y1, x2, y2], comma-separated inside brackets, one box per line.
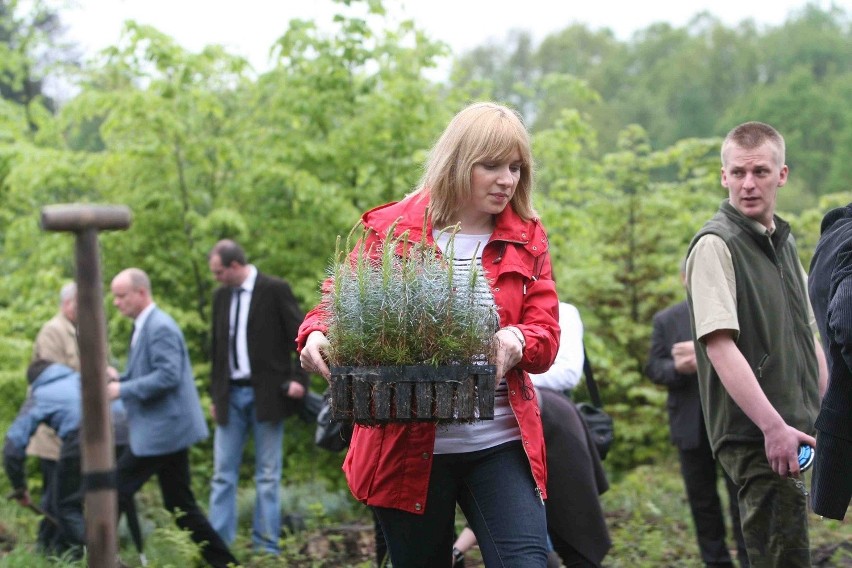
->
[717, 442, 811, 568]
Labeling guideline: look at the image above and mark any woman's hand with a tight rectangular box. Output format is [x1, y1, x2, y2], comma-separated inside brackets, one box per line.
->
[492, 327, 524, 381]
[300, 330, 331, 380]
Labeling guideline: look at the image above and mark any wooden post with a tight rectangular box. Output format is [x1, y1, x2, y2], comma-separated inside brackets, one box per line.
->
[41, 204, 131, 568]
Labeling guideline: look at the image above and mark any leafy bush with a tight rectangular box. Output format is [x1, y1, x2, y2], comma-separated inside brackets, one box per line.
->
[0, 371, 26, 428]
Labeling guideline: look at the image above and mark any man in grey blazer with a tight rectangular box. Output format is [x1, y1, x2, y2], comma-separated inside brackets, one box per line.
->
[108, 268, 237, 568]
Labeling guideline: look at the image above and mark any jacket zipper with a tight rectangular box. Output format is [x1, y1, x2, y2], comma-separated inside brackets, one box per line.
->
[765, 233, 812, 398]
[756, 354, 769, 379]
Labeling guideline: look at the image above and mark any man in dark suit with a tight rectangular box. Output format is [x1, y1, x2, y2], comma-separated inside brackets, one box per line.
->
[108, 268, 237, 568]
[207, 239, 307, 554]
[646, 268, 748, 568]
[807, 205, 852, 521]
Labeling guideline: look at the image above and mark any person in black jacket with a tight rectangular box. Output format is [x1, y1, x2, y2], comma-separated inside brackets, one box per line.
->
[806, 205, 852, 520]
[531, 302, 610, 568]
[207, 239, 308, 554]
[646, 266, 747, 568]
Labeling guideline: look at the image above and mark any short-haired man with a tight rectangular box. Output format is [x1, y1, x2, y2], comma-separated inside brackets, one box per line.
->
[107, 268, 237, 568]
[33, 282, 79, 370]
[685, 122, 827, 567]
[207, 240, 307, 554]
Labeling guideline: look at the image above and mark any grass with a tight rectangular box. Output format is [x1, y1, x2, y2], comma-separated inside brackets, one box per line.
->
[0, 458, 848, 567]
[598, 461, 851, 567]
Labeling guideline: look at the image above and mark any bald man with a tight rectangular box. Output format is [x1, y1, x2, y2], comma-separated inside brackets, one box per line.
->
[108, 268, 237, 568]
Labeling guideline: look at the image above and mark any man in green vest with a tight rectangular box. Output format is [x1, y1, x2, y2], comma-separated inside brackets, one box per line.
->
[685, 121, 827, 568]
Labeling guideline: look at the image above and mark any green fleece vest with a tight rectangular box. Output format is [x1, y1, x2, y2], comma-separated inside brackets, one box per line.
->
[687, 200, 820, 453]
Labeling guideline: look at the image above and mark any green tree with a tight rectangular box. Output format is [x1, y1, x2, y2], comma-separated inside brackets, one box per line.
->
[448, 3, 850, 197]
[239, 0, 452, 306]
[0, 0, 79, 131]
[537, 117, 723, 470]
[448, 30, 539, 121]
[721, 67, 852, 202]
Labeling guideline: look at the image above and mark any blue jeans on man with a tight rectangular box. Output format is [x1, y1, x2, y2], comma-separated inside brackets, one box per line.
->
[209, 384, 284, 553]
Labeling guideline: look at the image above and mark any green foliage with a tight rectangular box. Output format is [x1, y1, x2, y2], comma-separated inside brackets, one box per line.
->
[601, 458, 852, 567]
[1, 0, 851, 516]
[325, 226, 497, 367]
[0, 369, 26, 428]
[450, 4, 851, 199]
[536, 116, 723, 469]
[0, 0, 78, 128]
[236, 480, 358, 531]
[603, 462, 700, 566]
[131, 509, 203, 568]
[1, 457, 847, 566]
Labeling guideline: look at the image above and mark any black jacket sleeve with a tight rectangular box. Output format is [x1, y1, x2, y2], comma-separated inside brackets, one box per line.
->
[645, 312, 690, 389]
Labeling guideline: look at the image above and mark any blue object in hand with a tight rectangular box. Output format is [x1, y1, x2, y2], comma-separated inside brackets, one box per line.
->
[797, 444, 814, 472]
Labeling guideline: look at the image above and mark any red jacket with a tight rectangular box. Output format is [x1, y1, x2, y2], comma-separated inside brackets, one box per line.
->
[297, 193, 560, 513]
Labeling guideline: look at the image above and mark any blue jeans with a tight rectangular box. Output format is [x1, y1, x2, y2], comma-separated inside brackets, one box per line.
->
[209, 385, 284, 553]
[373, 440, 548, 567]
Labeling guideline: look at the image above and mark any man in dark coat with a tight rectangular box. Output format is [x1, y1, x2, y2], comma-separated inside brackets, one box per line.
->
[807, 205, 852, 520]
[647, 287, 748, 567]
[207, 239, 308, 553]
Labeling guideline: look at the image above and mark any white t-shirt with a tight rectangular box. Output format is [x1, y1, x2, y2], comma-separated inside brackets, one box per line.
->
[431, 231, 522, 454]
[528, 302, 584, 391]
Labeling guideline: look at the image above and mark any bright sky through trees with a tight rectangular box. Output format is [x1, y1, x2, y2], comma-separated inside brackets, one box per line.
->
[63, 0, 822, 73]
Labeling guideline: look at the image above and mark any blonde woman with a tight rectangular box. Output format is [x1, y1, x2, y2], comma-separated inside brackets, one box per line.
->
[299, 102, 560, 567]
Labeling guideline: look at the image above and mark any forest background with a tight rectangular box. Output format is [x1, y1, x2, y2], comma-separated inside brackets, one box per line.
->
[0, 0, 850, 565]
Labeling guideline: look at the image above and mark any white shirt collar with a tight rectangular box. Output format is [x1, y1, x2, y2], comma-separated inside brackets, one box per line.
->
[132, 303, 156, 345]
[238, 265, 258, 292]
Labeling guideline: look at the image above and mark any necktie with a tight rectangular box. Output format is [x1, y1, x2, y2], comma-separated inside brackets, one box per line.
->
[231, 288, 243, 370]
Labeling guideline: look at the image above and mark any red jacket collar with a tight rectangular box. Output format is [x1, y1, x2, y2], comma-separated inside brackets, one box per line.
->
[360, 193, 541, 248]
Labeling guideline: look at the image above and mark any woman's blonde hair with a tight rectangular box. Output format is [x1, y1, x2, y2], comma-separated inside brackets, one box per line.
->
[414, 102, 535, 227]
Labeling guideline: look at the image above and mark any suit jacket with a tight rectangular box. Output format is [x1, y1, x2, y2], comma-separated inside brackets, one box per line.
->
[807, 205, 852, 520]
[645, 300, 703, 450]
[120, 306, 208, 457]
[210, 271, 307, 424]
